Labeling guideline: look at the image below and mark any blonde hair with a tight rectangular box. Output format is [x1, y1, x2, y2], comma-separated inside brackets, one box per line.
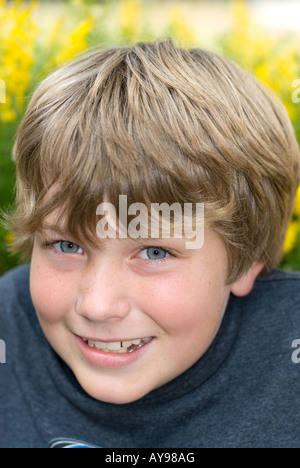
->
[7, 39, 300, 284]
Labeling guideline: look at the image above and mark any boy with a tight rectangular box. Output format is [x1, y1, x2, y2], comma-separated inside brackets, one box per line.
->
[1, 39, 300, 448]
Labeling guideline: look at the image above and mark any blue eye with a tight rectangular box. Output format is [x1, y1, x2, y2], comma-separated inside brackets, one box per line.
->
[140, 247, 169, 261]
[53, 241, 84, 255]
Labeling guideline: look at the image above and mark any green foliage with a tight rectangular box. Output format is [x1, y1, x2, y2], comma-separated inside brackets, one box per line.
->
[1, 0, 300, 274]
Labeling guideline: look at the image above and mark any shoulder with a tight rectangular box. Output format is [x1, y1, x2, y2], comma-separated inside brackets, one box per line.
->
[0, 263, 31, 297]
[256, 268, 300, 286]
[255, 268, 300, 301]
[242, 268, 300, 332]
[0, 264, 32, 327]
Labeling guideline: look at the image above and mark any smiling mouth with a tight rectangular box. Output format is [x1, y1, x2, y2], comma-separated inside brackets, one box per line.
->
[81, 337, 153, 354]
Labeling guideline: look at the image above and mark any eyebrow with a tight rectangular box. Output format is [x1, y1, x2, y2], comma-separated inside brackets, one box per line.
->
[38, 223, 90, 246]
[39, 224, 70, 237]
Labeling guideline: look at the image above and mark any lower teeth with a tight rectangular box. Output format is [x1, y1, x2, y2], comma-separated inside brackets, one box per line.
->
[85, 338, 152, 354]
[127, 343, 143, 353]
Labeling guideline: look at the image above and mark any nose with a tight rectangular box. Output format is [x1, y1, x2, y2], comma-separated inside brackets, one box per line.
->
[76, 260, 132, 323]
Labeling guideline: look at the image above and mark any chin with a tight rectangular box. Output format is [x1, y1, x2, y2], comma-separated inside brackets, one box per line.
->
[73, 368, 152, 405]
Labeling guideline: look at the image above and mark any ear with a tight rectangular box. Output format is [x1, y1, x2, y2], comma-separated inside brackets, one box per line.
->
[230, 261, 265, 297]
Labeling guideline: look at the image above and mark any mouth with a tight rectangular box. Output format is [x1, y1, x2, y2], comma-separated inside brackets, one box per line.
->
[81, 337, 153, 354]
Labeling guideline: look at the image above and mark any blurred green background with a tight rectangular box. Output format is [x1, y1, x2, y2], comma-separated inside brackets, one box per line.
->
[1, 0, 300, 275]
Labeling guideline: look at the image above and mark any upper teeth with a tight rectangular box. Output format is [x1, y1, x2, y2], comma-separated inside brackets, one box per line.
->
[82, 338, 150, 353]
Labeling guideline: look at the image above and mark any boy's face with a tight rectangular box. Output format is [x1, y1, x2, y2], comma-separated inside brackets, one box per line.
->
[30, 219, 261, 404]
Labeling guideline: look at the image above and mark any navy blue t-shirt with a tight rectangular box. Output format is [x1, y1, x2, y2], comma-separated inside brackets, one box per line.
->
[0, 264, 300, 448]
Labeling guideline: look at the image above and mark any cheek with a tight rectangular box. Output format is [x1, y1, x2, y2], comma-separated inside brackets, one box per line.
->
[30, 261, 76, 324]
[141, 271, 227, 336]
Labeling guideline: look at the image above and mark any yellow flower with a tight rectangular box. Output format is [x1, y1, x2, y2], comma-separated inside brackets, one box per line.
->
[231, 0, 250, 30]
[55, 18, 95, 65]
[284, 221, 299, 254]
[5, 232, 16, 246]
[293, 185, 300, 218]
[0, 0, 38, 122]
[1, 109, 17, 123]
[168, 7, 198, 48]
[119, 0, 142, 42]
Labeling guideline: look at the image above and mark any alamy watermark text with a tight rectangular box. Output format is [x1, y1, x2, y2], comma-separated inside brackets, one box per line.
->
[96, 195, 205, 250]
[0, 339, 6, 364]
[292, 339, 300, 364]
